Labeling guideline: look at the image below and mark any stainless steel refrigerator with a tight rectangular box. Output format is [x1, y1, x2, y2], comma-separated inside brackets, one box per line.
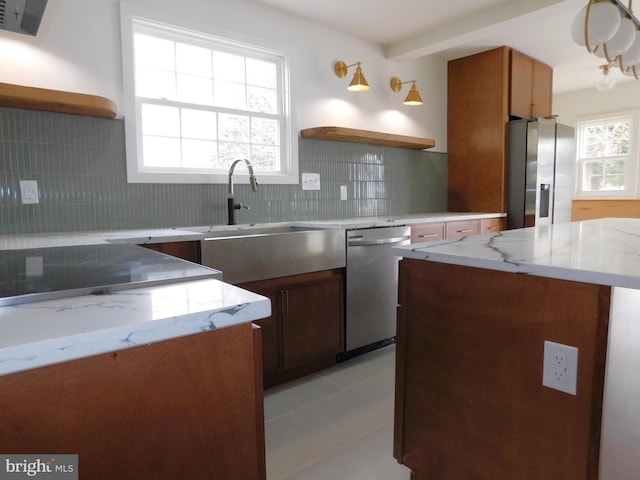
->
[507, 118, 575, 229]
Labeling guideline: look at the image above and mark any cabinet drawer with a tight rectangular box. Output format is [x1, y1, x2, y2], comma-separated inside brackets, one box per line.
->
[446, 220, 479, 239]
[480, 217, 505, 234]
[411, 223, 445, 243]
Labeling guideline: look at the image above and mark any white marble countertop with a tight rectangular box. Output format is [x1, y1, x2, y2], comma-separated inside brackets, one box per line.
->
[393, 218, 640, 289]
[0, 212, 504, 249]
[0, 211, 500, 376]
[0, 278, 271, 376]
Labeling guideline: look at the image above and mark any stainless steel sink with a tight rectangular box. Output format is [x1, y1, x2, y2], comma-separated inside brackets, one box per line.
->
[200, 226, 345, 284]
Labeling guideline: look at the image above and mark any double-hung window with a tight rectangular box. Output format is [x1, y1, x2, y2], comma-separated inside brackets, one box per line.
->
[575, 111, 639, 198]
[120, 5, 296, 184]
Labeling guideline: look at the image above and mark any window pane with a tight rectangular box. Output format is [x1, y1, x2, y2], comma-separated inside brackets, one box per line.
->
[136, 67, 176, 99]
[135, 34, 175, 71]
[214, 80, 246, 109]
[141, 104, 180, 137]
[247, 86, 277, 113]
[213, 51, 245, 82]
[143, 136, 181, 167]
[177, 74, 213, 104]
[219, 113, 249, 142]
[182, 109, 217, 140]
[604, 122, 630, 155]
[251, 145, 279, 170]
[130, 23, 289, 178]
[251, 117, 278, 145]
[182, 139, 217, 168]
[218, 142, 250, 166]
[247, 58, 276, 88]
[176, 43, 212, 77]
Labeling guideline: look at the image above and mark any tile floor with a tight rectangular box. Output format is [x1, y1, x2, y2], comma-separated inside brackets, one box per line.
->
[263, 345, 412, 480]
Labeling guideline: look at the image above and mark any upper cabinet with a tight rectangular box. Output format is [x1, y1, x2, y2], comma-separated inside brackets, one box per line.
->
[510, 50, 552, 119]
[447, 46, 554, 213]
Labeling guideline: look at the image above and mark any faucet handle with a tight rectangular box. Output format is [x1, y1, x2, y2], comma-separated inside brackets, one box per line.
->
[234, 203, 250, 211]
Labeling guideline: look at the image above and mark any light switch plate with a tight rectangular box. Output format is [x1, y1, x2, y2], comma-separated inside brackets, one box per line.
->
[542, 340, 578, 395]
[340, 185, 347, 200]
[301, 173, 320, 190]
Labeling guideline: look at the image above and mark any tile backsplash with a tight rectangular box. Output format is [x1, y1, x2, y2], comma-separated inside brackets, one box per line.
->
[0, 106, 447, 234]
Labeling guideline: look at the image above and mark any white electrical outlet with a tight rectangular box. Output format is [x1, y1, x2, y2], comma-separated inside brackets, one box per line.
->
[542, 340, 578, 395]
[20, 180, 39, 204]
[340, 185, 347, 200]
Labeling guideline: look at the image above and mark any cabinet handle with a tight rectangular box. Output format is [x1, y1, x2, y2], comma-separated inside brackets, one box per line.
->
[419, 233, 440, 238]
[457, 229, 473, 233]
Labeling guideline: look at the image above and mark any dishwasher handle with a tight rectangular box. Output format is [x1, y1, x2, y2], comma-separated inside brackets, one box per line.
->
[347, 235, 411, 247]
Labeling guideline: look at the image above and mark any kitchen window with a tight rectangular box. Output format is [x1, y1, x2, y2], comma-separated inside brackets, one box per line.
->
[120, 4, 297, 184]
[575, 111, 639, 199]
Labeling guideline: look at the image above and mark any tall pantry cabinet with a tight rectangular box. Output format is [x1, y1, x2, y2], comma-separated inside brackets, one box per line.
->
[447, 46, 552, 213]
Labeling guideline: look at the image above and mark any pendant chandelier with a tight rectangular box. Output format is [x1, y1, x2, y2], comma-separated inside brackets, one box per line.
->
[571, 0, 640, 80]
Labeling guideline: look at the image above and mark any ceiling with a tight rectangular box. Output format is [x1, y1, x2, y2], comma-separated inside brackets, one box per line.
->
[250, 0, 635, 94]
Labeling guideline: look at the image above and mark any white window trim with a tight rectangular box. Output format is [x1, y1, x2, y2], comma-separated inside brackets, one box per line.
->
[574, 109, 639, 200]
[119, 2, 299, 185]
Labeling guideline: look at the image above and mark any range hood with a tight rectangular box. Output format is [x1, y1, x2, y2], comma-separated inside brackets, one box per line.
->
[0, 0, 47, 36]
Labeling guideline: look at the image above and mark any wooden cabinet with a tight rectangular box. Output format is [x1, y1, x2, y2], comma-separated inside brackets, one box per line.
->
[411, 217, 505, 243]
[510, 50, 552, 119]
[480, 216, 506, 234]
[410, 222, 445, 243]
[395, 258, 608, 479]
[0, 323, 266, 480]
[445, 220, 480, 239]
[143, 241, 200, 263]
[448, 46, 553, 214]
[239, 269, 344, 388]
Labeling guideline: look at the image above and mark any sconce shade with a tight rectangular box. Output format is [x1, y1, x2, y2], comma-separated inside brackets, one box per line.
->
[334, 60, 370, 92]
[390, 77, 423, 106]
[403, 83, 423, 105]
[348, 64, 370, 91]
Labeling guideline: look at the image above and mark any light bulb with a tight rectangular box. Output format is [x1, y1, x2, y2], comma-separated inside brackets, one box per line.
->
[596, 65, 616, 91]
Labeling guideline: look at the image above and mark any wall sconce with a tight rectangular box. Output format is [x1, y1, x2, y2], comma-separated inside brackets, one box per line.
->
[334, 61, 370, 92]
[390, 77, 423, 106]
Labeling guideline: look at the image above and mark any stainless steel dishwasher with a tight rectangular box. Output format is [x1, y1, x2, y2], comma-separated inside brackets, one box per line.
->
[341, 225, 411, 360]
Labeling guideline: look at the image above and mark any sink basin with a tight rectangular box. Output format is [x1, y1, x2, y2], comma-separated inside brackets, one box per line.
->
[200, 225, 345, 284]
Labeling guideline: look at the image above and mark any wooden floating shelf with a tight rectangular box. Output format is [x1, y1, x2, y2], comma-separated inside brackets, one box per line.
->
[300, 126, 436, 150]
[0, 82, 117, 118]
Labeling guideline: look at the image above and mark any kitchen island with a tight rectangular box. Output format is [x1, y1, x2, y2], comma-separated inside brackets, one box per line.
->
[0, 243, 271, 479]
[392, 218, 640, 480]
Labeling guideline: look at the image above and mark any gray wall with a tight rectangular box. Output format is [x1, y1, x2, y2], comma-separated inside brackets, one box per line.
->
[0, 107, 447, 234]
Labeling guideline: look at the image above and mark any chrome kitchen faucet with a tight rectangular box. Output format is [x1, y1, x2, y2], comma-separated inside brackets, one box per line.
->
[227, 159, 258, 225]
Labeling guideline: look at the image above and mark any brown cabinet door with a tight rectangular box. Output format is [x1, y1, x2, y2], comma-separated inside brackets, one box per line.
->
[411, 222, 445, 243]
[239, 269, 344, 388]
[448, 46, 510, 213]
[510, 50, 534, 118]
[251, 291, 280, 380]
[480, 217, 506, 234]
[510, 50, 552, 119]
[281, 270, 344, 371]
[531, 60, 552, 118]
[445, 220, 479, 239]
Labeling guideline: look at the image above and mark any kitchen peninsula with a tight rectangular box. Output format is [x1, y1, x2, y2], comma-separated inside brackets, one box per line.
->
[392, 218, 640, 480]
[0, 242, 271, 480]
